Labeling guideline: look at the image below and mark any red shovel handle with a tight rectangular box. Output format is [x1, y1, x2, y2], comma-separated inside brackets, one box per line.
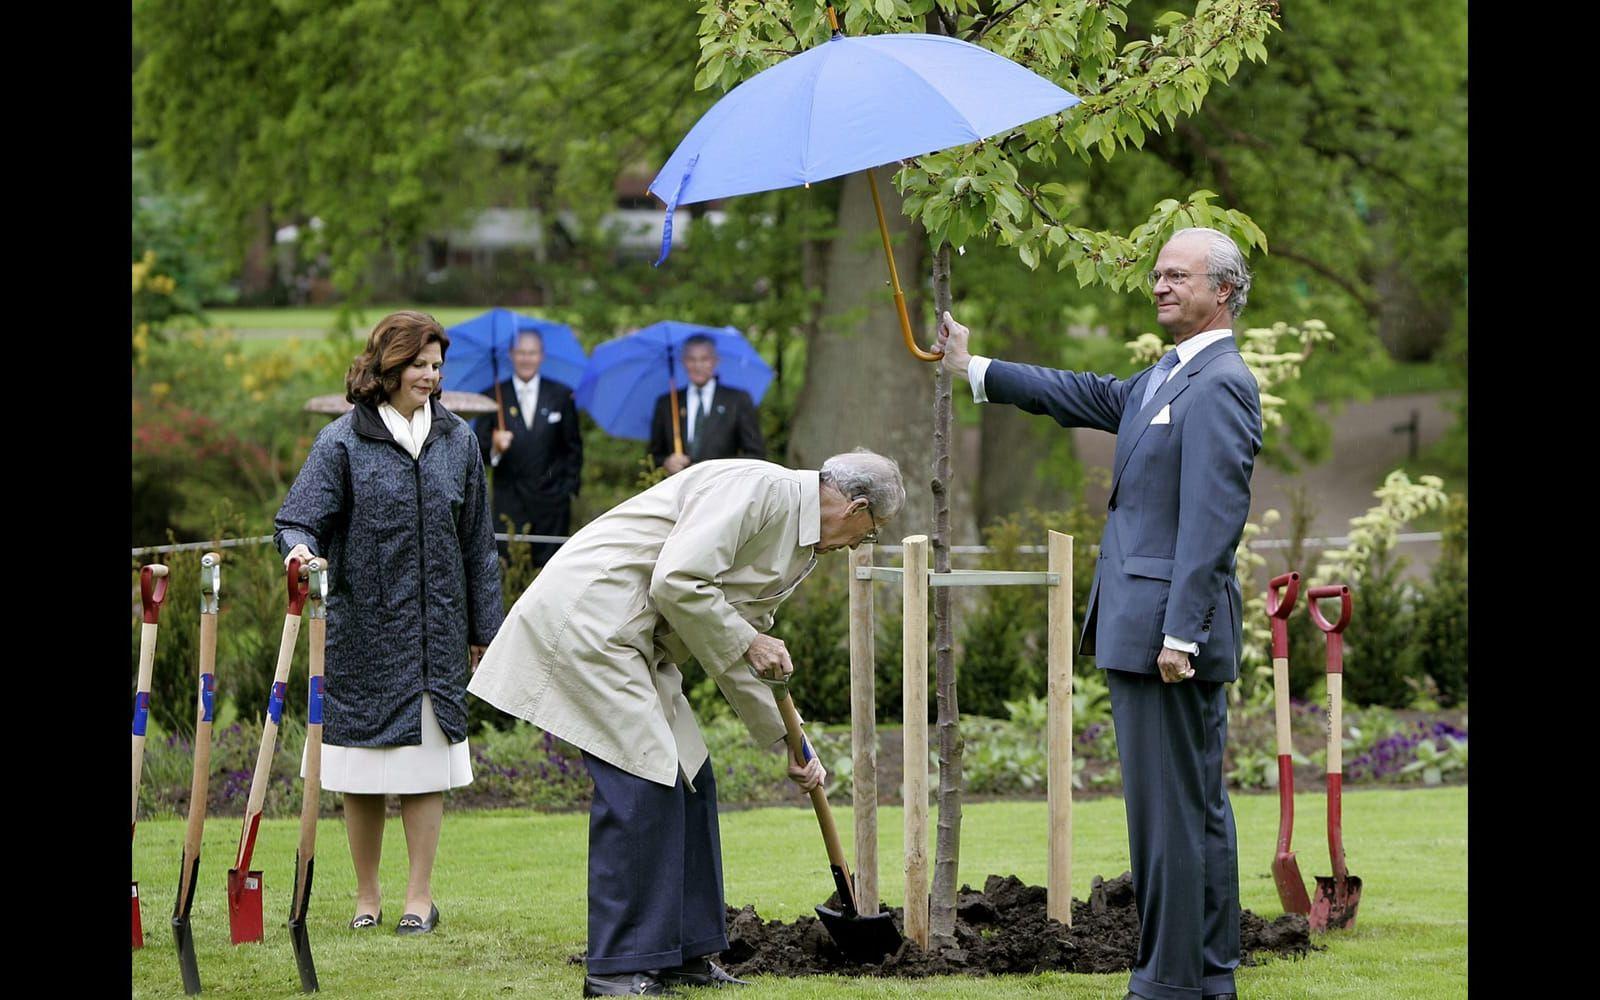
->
[1307, 584, 1351, 634]
[1266, 571, 1300, 658]
[140, 564, 170, 624]
[285, 558, 311, 616]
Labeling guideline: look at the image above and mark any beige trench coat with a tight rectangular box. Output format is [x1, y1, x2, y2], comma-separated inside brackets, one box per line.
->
[467, 460, 821, 787]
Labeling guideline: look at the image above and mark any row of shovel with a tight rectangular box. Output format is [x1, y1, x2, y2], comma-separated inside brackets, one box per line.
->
[1267, 571, 1362, 932]
[131, 555, 329, 995]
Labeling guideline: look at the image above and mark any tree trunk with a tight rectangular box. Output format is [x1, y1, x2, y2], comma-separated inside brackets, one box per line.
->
[928, 243, 962, 947]
[786, 173, 935, 536]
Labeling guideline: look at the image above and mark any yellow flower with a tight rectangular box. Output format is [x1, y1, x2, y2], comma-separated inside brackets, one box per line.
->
[150, 382, 171, 398]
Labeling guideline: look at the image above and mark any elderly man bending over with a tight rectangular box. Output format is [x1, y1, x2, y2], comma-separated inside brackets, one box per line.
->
[468, 450, 905, 997]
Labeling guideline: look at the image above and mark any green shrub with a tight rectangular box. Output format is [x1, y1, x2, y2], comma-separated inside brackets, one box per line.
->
[1413, 497, 1467, 706]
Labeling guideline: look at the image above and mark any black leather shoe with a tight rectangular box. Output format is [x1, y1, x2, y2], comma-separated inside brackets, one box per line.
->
[658, 958, 748, 988]
[582, 972, 671, 996]
[349, 910, 382, 929]
[394, 903, 439, 936]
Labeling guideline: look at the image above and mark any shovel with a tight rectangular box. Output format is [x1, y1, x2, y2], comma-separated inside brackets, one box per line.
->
[171, 552, 221, 993]
[754, 668, 903, 964]
[228, 557, 310, 945]
[1307, 583, 1362, 932]
[133, 562, 171, 949]
[287, 558, 328, 992]
[1266, 571, 1310, 915]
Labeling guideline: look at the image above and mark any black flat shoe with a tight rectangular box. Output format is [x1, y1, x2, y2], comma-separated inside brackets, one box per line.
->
[658, 958, 747, 988]
[394, 903, 439, 936]
[582, 971, 671, 996]
[349, 910, 382, 929]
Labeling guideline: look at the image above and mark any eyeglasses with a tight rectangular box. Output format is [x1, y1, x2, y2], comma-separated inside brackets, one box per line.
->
[1145, 269, 1218, 289]
[858, 498, 880, 545]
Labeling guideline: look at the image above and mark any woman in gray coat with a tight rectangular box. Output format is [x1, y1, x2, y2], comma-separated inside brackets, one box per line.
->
[276, 311, 503, 935]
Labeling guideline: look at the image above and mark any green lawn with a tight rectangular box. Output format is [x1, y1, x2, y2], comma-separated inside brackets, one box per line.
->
[204, 305, 496, 337]
[132, 787, 1465, 998]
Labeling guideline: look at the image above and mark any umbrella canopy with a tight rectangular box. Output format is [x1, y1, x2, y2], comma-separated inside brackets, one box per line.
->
[651, 32, 1079, 213]
[648, 25, 1079, 362]
[441, 308, 588, 394]
[574, 322, 774, 442]
[303, 391, 499, 417]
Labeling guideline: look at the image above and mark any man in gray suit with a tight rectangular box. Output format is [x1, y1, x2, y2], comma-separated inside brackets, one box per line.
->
[938, 228, 1262, 1000]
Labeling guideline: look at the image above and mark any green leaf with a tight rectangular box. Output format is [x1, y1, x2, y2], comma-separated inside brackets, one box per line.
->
[875, 0, 895, 21]
[1018, 243, 1038, 270]
[995, 186, 1026, 220]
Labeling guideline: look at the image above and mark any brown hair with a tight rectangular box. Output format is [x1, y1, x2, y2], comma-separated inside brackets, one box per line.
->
[345, 311, 451, 405]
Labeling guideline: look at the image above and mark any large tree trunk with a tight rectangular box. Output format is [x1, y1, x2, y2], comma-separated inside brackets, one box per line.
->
[928, 243, 962, 947]
[786, 173, 935, 536]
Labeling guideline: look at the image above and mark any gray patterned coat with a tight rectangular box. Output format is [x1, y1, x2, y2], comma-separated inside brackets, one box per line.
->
[274, 398, 504, 747]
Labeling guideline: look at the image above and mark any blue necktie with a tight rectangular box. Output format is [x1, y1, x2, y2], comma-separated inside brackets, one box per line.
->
[1140, 349, 1180, 411]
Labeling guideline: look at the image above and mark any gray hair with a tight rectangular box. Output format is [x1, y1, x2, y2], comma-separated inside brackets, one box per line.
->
[1172, 226, 1252, 317]
[820, 448, 906, 521]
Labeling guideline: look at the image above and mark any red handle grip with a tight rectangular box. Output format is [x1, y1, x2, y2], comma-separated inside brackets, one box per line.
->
[1266, 571, 1300, 657]
[285, 558, 310, 616]
[140, 564, 170, 624]
[1307, 584, 1352, 634]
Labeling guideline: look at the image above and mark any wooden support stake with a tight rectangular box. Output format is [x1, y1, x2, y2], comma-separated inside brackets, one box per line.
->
[1046, 531, 1074, 924]
[902, 534, 930, 948]
[848, 544, 879, 915]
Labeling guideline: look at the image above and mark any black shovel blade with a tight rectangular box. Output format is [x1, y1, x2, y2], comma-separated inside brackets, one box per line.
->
[287, 856, 319, 993]
[815, 904, 903, 965]
[172, 854, 202, 994]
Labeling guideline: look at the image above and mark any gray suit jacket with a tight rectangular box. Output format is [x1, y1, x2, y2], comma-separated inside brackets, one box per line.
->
[985, 337, 1261, 682]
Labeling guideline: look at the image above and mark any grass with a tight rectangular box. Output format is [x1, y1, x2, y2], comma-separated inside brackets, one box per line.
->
[1360, 360, 1461, 399]
[204, 306, 492, 335]
[132, 786, 1465, 998]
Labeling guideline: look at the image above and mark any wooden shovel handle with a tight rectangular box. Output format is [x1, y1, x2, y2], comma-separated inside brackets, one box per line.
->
[235, 609, 302, 868]
[775, 692, 850, 874]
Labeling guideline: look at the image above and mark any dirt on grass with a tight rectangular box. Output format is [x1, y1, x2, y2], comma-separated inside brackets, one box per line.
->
[718, 872, 1315, 979]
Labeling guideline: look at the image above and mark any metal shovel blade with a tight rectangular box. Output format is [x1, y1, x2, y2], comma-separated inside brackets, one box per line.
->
[287, 856, 319, 993]
[227, 868, 265, 945]
[814, 864, 903, 965]
[1272, 852, 1312, 916]
[172, 855, 203, 994]
[1309, 873, 1363, 932]
[132, 882, 144, 949]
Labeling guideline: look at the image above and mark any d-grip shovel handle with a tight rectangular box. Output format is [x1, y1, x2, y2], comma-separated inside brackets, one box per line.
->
[285, 557, 311, 615]
[141, 563, 171, 623]
[1307, 584, 1352, 674]
[1266, 571, 1300, 658]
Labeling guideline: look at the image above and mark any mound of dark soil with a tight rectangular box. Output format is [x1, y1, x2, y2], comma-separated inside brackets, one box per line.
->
[718, 872, 1315, 978]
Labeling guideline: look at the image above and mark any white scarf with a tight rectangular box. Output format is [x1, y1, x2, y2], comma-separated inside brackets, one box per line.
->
[378, 400, 432, 460]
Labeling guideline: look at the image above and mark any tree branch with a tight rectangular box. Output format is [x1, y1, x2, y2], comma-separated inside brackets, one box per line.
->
[1272, 243, 1379, 315]
[966, 0, 1029, 42]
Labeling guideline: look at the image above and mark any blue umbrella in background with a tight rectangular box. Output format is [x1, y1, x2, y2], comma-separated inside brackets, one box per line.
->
[443, 308, 588, 430]
[575, 321, 774, 445]
[649, 6, 1079, 363]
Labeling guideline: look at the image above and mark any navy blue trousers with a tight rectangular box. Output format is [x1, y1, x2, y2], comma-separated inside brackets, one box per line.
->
[1106, 669, 1240, 1000]
[582, 753, 728, 975]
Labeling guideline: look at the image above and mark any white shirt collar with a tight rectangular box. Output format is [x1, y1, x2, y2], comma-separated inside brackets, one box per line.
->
[1174, 328, 1233, 367]
[690, 378, 717, 403]
[512, 373, 540, 396]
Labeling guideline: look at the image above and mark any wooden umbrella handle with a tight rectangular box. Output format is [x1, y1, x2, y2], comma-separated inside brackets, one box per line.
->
[865, 169, 943, 363]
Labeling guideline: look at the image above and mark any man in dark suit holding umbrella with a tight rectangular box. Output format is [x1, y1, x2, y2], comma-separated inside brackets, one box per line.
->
[648, 334, 765, 475]
[475, 330, 583, 566]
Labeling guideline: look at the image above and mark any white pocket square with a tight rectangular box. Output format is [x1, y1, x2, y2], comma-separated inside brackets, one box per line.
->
[1150, 404, 1171, 425]
[547, 411, 562, 423]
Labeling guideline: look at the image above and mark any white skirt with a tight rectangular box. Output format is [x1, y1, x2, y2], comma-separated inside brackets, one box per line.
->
[302, 693, 473, 794]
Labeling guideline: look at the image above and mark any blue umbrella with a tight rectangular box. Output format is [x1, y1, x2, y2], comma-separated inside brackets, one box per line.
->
[442, 309, 588, 421]
[574, 321, 774, 444]
[650, 11, 1079, 361]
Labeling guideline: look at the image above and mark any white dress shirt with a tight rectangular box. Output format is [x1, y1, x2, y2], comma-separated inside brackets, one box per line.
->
[966, 329, 1236, 656]
[686, 378, 717, 446]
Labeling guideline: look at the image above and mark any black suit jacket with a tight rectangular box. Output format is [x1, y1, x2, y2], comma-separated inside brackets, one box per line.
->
[649, 383, 766, 468]
[474, 377, 582, 531]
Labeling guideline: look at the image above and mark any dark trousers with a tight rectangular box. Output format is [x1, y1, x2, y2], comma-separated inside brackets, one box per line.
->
[582, 753, 727, 975]
[1106, 669, 1240, 1000]
[493, 499, 570, 567]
